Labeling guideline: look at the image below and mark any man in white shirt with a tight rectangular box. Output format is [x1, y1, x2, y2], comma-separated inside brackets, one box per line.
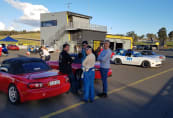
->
[41, 46, 50, 61]
[82, 46, 96, 103]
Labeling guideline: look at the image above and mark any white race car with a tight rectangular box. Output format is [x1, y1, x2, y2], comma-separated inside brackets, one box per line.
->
[46, 46, 55, 53]
[111, 51, 162, 68]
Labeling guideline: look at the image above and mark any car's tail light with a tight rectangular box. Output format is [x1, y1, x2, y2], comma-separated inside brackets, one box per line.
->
[111, 53, 115, 58]
[159, 56, 164, 59]
[65, 76, 70, 83]
[28, 82, 43, 89]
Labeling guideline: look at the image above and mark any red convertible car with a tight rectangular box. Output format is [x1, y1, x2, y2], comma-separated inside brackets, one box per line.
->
[7, 45, 19, 50]
[0, 57, 70, 104]
[47, 54, 112, 80]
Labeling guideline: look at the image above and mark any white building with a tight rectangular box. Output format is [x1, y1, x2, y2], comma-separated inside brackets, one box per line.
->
[40, 11, 107, 52]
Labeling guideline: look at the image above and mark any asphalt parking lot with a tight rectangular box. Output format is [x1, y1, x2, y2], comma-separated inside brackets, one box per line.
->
[0, 50, 173, 118]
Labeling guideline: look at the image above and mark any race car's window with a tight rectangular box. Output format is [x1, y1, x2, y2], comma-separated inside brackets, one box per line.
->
[125, 52, 132, 57]
[133, 53, 142, 57]
[142, 51, 155, 55]
[22, 62, 50, 73]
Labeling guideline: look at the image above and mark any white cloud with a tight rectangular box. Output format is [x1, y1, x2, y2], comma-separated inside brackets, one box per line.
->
[31, 27, 40, 31]
[0, 21, 21, 31]
[0, 22, 6, 30]
[7, 26, 15, 31]
[5, 0, 49, 27]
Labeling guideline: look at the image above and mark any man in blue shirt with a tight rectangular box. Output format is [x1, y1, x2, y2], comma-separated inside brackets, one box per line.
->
[98, 40, 112, 97]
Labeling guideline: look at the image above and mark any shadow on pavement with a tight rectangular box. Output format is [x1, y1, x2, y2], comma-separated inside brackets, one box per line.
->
[134, 76, 173, 118]
[1, 76, 173, 118]
[17, 54, 27, 57]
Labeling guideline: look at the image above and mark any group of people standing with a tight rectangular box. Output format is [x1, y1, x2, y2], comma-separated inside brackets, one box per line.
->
[27, 45, 51, 61]
[59, 40, 112, 103]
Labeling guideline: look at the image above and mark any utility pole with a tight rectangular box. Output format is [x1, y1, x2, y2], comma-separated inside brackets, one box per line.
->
[88, 0, 90, 15]
[65, 1, 72, 10]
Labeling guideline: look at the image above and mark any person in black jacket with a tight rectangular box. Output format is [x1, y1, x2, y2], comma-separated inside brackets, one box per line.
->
[59, 44, 77, 93]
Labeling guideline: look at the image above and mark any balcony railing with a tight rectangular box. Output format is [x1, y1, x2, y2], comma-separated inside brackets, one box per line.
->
[66, 23, 107, 32]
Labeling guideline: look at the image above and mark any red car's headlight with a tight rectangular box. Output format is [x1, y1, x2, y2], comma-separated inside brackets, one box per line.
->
[28, 82, 43, 89]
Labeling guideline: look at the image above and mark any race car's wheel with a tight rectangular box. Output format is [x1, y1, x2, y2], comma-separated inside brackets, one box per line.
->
[141, 61, 150, 68]
[114, 58, 122, 65]
[8, 85, 20, 104]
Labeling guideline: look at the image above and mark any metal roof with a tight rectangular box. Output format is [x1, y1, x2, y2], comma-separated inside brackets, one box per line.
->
[66, 11, 92, 19]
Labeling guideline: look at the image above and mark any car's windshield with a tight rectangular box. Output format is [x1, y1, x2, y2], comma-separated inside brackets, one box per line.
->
[115, 49, 124, 55]
[147, 51, 154, 55]
[22, 62, 50, 74]
[141, 51, 155, 55]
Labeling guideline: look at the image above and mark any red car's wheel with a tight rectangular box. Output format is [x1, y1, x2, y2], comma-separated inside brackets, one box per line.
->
[8, 85, 20, 104]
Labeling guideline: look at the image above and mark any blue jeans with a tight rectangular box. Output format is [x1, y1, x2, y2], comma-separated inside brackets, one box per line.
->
[100, 68, 109, 94]
[68, 73, 77, 93]
[83, 68, 95, 101]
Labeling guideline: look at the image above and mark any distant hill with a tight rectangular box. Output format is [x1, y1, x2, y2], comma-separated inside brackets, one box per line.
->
[11, 33, 40, 40]
[0, 32, 40, 40]
[0, 32, 41, 46]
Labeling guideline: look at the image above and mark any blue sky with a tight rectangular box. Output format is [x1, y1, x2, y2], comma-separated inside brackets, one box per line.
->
[0, 0, 173, 35]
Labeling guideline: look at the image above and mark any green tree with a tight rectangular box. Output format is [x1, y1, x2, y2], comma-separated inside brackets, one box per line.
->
[157, 27, 167, 46]
[126, 31, 138, 42]
[168, 31, 173, 41]
[146, 33, 157, 41]
[22, 30, 27, 33]
[139, 34, 144, 40]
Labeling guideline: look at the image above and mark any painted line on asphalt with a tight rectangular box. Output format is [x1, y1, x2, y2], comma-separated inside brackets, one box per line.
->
[40, 67, 173, 118]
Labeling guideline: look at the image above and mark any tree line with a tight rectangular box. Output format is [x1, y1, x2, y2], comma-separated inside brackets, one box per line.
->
[126, 27, 173, 46]
[1, 28, 172, 47]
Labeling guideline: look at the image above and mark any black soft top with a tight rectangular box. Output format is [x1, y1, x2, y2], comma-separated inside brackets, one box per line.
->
[1, 57, 50, 75]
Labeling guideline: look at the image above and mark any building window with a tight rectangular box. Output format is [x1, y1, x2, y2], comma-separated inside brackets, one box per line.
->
[41, 20, 57, 27]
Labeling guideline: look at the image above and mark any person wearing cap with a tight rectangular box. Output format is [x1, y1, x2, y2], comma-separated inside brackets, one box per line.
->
[59, 44, 77, 94]
[97, 40, 112, 97]
[82, 46, 96, 102]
